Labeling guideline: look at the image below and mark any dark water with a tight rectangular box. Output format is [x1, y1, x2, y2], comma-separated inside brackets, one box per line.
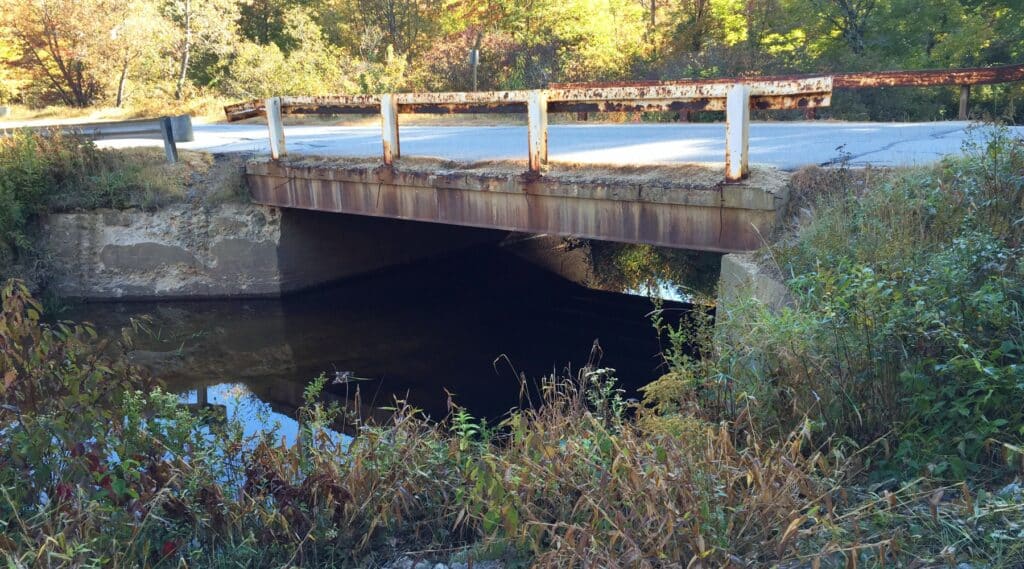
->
[66, 246, 691, 437]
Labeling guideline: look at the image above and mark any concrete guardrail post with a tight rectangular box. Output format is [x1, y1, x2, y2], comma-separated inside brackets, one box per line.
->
[959, 85, 970, 120]
[381, 94, 400, 165]
[725, 84, 751, 182]
[266, 97, 286, 160]
[527, 90, 548, 174]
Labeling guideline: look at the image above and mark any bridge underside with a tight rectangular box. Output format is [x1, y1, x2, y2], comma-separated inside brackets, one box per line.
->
[245, 158, 788, 253]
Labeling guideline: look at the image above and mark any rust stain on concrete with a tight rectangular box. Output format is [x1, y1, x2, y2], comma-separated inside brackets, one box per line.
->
[244, 158, 788, 253]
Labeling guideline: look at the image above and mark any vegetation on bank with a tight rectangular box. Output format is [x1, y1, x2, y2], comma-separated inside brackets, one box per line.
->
[1, 0, 1022, 122]
[0, 131, 245, 286]
[1, 131, 1023, 567]
[719, 128, 1024, 480]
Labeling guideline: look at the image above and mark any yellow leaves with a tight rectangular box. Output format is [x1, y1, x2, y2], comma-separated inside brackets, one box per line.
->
[761, 29, 807, 56]
[709, 0, 748, 46]
[776, 515, 807, 557]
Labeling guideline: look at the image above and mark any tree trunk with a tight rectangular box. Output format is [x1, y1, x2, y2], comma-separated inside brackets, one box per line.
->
[386, 0, 398, 53]
[175, 0, 192, 100]
[116, 60, 129, 107]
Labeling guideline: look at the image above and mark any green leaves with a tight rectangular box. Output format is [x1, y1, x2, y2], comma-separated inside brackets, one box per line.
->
[751, 131, 1024, 479]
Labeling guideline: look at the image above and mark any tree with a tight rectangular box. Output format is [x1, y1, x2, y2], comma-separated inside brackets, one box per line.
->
[162, 0, 239, 99]
[224, 6, 357, 97]
[0, 0, 117, 106]
[544, 0, 646, 81]
[237, 0, 309, 51]
[813, 0, 876, 54]
[0, 22, 27, 103]
[328, 0, 443, 59]
[104, 0, 173, 106]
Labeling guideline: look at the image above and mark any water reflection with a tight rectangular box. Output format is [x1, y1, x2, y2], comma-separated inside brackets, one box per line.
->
[180, 384, 302, 444]
[69, 246, 693, 432]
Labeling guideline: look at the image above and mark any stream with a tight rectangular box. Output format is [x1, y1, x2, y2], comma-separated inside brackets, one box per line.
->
[65, 245, 692, 438]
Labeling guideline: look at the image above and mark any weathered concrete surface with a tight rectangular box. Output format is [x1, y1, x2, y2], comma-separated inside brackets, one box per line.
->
[43, 204, 284, 299]
[246, 158, 789, 253]
[501, 234, 596, 287]
[42, 204, 502, 299]
[717, 253, 792, 312]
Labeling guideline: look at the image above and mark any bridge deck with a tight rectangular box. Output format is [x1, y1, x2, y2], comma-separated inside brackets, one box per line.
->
[246, 158, 788, 252]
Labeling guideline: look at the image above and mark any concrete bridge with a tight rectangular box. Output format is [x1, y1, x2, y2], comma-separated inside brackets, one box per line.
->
[223, 65, 1023, 253]
[13, 65, 1022, 300]
[13, 65, 1018, 254]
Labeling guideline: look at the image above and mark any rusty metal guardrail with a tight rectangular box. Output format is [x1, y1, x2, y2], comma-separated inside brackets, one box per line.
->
[1, 115, 194, 164]
[226, 79, 831, 181]
[554, 63, 1024, 122]
[224, 63, 1023, 182]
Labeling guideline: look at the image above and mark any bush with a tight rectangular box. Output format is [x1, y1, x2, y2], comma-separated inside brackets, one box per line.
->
[4, 274, 1024, 566]
[715, 128, 1024, 480]
[0, 279, 861, 568]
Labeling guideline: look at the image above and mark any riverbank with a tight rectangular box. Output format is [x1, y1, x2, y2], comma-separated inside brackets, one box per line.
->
[0, 131, 248, 289]
[2, 128, 1022, 567]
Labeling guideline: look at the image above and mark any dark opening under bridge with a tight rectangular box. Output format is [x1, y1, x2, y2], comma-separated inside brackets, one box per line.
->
[229, 64, 1024, 253]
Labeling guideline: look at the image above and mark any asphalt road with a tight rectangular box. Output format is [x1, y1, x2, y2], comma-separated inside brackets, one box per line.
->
[69, 121, 1024, 169]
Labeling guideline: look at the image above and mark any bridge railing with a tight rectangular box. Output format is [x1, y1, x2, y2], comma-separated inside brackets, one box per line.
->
[223, 63, 1023, 182]
[225, 78, 832, 181]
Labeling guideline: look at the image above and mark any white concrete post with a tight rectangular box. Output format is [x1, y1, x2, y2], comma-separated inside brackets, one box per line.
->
[381, 94, 400, 165]
[266, 97, 286, 160]
[725, 84, 751, 182]
[527, 90, 548, 174]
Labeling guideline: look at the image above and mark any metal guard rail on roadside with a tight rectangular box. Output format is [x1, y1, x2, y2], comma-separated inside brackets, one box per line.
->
[1, 115, 194, 164]
[224, 63, 1023, 182]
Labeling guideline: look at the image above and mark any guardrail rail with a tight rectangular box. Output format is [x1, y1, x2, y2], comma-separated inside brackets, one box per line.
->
[1, 115, 194, 164]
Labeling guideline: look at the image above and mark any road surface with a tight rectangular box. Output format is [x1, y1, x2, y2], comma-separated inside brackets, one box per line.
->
[14, 120, 1022, 169]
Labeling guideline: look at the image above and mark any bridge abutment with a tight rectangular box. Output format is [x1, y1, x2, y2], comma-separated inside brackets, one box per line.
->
[41, 203, 502, 300]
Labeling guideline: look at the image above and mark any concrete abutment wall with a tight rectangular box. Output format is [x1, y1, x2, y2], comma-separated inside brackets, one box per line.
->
[42, 204, 503, 300]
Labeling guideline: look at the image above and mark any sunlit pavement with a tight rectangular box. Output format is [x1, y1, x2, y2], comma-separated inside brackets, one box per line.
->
[94, 121, 1023, 170]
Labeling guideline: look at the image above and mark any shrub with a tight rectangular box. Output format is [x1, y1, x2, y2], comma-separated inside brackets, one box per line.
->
[0, 279, 858, 568]
[715, 127, 1024, 480]
[5, 278, 1024, 566]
